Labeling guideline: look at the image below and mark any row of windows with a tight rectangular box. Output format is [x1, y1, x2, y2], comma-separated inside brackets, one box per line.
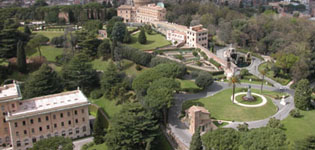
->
[0, 136, 10, 144]
[15, 117, 86, 137]
[16, 126, 87, 147]
[14, 109, 85, 127]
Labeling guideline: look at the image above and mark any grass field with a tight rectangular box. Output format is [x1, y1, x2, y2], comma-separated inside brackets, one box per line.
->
[33, 31, 64, 40]
[258, 62, 291, 86]
[176, 79, 202, 93]
[91, 97, 123, 119]
[87, 143, 108, 150]
[125, 32, 171, 50]
[282, 110, 315, 144]
[182, 88, 278, 121]
[28, 46, 63, 62]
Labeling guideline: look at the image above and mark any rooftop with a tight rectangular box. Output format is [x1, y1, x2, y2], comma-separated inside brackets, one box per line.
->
[6, 90, 89, 120]
[0, 83, 22, 102]
[187, 105, 210, 114]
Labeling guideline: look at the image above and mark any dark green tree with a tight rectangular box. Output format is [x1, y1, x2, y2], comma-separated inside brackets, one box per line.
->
[105, 103, 159, 150]
[111, 22, 127, 42]
[294, 79, 312, 110]
[100, 60, 122, 96]
[61, 53, 99, 94]
[295, 135, 315, 150]
[106, 16, 123, 38]
[24, 26, 31, 35]
[138, 28, 147, 44]
[237, 123, 249, 132]
[23, 64, 63, 98]
[0, 29, 20, 58]
[195, 71, 214, 89]
[83, 20, 103, 33]
[267, 117, 283, 129]
[97, 39, 111, 58]
[93, 108, 107, 144]
[26, 34, 49, 61]
[190, 127, 203, 150]
[34, 0, 48, 7]
[123, 29, 131, 43]
[31, 136, 73, 150]
[78, 38, 102, 57]
[16, 40, 27, 73]
[202, 128, 240, 150]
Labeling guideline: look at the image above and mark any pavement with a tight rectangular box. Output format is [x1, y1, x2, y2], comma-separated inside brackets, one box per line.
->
[168, 47, 296, 149]
[73, 137, 93, 150]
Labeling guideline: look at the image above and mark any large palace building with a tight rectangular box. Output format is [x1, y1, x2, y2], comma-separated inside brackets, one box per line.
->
[117, 0, 166, 23]
[0, 82, 91, 150]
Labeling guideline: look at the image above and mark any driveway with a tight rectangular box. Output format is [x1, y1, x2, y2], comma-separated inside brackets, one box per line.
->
[73, 137, 93, 150]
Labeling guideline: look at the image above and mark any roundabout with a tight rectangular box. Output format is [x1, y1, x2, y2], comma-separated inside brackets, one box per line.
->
[231, 92, 267, 108]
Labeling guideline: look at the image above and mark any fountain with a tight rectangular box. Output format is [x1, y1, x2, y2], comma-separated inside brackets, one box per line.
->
[243, 85, 255, 101]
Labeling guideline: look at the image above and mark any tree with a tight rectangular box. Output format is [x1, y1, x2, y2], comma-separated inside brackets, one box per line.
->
[267, 117, 283, 129]
[100, 60, 122, 96]
[202, 128, 240, 150]
[24, 26, 31, 35]
[190, 127, 202, 150]
[0, 29, 21, 58]
[93, 108, 107, 144]
[295, 135, 315, 150]
[23, 64, 63, 98]
[26, 34, 49, 61]
[97, 39, 111, 58]
[111, 22, 127, 42]
[241, 127, 287, 150]
[31, 136, 73, 150]
[61, 53, 99, 94]
[83, 20, 103, 33]
[237, 123, 249, 132]
[294, 79, 312, 110]
[229, 75, 241, 104]
[195, 71, 214, 89]
[123, 29, 131, 43]
[260, 68, 267, 93]
[106, 16, 123, 38]
[33, 0, 48, 7]
[138, 28, 147, 44]
[16, 40, 27, 73]
[78, 38, 102, 57]
[105, 103, 159, 150]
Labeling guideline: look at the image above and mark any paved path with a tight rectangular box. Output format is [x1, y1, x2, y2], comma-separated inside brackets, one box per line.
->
[73, 137, 93, 150]
[168, 47, 295, 149]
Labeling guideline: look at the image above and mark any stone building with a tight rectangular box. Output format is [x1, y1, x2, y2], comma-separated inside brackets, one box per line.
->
[310, 0, 315, 16]
[184, 106, 217, 134]
[186, 25, 208, 49]
[0, 82, 91, 150]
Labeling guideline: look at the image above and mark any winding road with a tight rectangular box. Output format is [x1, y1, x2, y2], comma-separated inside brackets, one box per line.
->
[168, 47, 295, 149]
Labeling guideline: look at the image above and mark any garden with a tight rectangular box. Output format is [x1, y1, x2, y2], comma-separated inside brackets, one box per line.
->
[182, 88, 282, 121]
[258, 62, 291, 86]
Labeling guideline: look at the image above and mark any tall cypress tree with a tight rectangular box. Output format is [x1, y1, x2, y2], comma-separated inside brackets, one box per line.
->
[93, 108, 106, 144]
[294, 79, 312, 110]
[190, 127, 203, 150]
[138, 28, 147, 44]
[24, 26, 32, 35]
[16, 40, 27, 73]
[23, 64, 63, 98]
[123, 29, 131, 43]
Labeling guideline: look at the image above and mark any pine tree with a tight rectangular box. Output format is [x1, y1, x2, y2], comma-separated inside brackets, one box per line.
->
[16, 40, 27, 73]
[123, 29, 131, 43]
[23, 64, 63, 98]
[61, 53, 99, 94]
[138, 28, 147, 44]
[190, 127, 203, 150]
[294, 79, 312, 110]
[93, 108, 106, 144]
[24, 26, 31, 35]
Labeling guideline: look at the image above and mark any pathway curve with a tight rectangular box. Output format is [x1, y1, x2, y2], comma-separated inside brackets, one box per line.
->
[168, 47, 295, 149]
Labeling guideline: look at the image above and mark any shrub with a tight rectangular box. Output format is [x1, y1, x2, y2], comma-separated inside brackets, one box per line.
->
[196, 61, 202, 66]
[135, 65, 142, 71]
[240, 69, 249, 79]
[195, 71, 214, 89]
[209, 58, 221, 68]
[175, 54, 184, 60]
[193, 51, 198, 57]
[290, 109, 301, 118]
[90, 89, 103, 99]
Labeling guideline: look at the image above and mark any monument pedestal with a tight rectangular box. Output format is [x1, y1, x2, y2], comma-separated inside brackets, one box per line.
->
[280, 96, 286, 105]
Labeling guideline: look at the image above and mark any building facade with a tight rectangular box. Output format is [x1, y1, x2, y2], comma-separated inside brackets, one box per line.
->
[166, 30, 186, 44]
[310, 0, 315, 16]
[186, 25, 208, 48]
[0, 83, 91, 150]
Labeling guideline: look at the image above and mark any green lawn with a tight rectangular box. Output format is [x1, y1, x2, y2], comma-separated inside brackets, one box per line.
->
[90, 96, 123, 119]
[28, 46, 63, 62]
[182, 88, 278, 121]
[87, 143, 108, 150]
[176, 79, 202, 93]
[258, 62, 291, 86]
[125, 32, 171, 50]
[282, 110, 315, 147]
[33, 31, 64, 40]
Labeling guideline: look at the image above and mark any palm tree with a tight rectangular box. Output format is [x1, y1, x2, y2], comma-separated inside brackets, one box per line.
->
[260, 68, 268, 93]
[229, 75, 241, 104]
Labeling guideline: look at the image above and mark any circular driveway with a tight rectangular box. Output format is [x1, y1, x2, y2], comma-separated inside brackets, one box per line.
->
[231, 92, 267, 107]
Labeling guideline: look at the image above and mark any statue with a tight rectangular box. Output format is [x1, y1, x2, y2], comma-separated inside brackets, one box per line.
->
[280, 95, 286, 105]
[243, 85, 255, 101]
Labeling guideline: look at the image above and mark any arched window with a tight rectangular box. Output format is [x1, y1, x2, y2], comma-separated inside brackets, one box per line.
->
[62, 131, 66, 136]
[68, 129, 73, 135]
[75, 128, 79, 134]
[83, 126, 86, 132]
[16, 141, 21, 147]
[24, 139, 29, 146]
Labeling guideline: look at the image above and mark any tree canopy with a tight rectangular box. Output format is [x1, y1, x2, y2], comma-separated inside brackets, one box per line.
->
[294, 79, 312, 110]
[31, 136, 73, 150]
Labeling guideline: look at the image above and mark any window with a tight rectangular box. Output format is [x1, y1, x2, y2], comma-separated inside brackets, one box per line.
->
[11, 104, 15, 108]
[69, 129, 73, 135]
[16, 132, 19, 136]
[32, 128, 35, 133]
[24, 139, 29, 146]
[55, 132, 58, 136]
[39, 127, 42, 132]
[54, 124, 57, 128]
[46, 125, 50, 130]
[75, 128, 79, 134]
[23, 121, 26, 126]
[61, 122, 64, 127]
[74, 110, 78, 115]
[5, 137, 9, 142]
[83, 126, 86, 132]
[67, 112, 71, 117]
[1, 105, 4, 111]
[3, 118, 6, 123]
[53, 114, 56, 119]
[60, 113, 63, 118]
[32, 138, 36, 143]
[14, 122, 18, 127]
[38, 117, 41, 123]
[24, 130, 27, 135]
[81, 109, 84, 113]
[46, 116, 49, 121]
[0, 138, 2, 144]
[62, 131, 66, 136]
[68, 120, 71, 125]
[75, 119, 78, 123]
[16, 141, 21, 147]
[82, 118, 85, 122]
[30, 119, 33, 124]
